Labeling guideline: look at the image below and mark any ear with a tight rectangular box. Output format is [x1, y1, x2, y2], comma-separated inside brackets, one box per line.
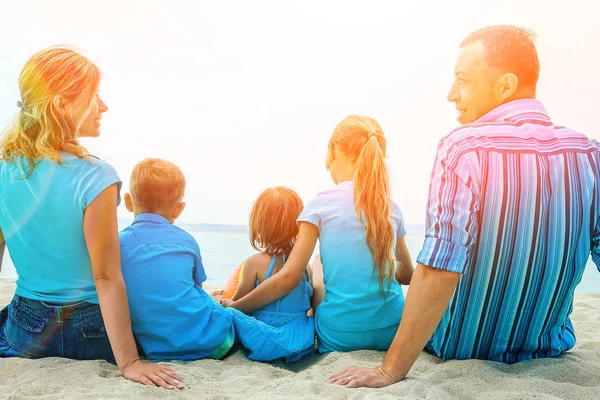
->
[124, 193, 134, 212]
[496, 73, 518, 102]
[326, 143, 335, 170]
[52, 95, 68, 115]
[172, 202, 186, 220]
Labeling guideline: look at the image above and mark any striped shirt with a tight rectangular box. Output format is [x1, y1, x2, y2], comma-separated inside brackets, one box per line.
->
[417, 99, 600, 363]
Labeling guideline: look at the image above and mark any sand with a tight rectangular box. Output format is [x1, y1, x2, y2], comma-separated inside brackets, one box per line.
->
[1, 278, 599, 399]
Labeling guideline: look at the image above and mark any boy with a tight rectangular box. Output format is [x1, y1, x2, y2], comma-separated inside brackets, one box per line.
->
[120, 158, 234, 360]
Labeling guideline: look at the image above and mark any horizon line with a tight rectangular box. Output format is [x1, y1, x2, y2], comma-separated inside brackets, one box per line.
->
[118, 217, 426, 232]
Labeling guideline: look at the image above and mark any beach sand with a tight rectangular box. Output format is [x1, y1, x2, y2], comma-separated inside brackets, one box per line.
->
[1, 278, 599, 399]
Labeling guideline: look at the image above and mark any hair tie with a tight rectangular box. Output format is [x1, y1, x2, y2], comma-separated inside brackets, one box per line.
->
[367, 131, 378, 139]
[17, 100, 27, 110]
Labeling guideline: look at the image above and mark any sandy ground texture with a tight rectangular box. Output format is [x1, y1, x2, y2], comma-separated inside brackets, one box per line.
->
[1, 278, 599, 400]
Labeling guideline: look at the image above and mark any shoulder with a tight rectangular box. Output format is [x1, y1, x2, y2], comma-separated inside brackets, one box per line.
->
[165, 224, 200, 250]
[436, 123, 489, 158]
[243, 253, 271, 273]
[120, 222, 199, 250]
[65, 156, 121, 191]
[245, 253, 271, 266]
[71, 156, 119, 176]
[119, 224, 136, 243]
[305, 184, 347, 208]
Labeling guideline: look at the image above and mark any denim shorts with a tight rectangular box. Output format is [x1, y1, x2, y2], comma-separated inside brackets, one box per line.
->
[0, 295, 114, 361]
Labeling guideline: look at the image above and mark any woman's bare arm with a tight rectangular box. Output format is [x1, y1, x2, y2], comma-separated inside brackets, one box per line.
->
[0, 228, 5, 273]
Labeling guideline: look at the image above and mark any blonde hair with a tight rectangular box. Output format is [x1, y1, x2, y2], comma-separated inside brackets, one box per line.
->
[0, 46, 100, 177]
[327, 115, 395, 292]
[130, 158, 186, 213]
[249, 187, 304, 256]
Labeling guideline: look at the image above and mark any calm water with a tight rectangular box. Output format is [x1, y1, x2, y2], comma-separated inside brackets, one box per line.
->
[1, 227, 599, 294]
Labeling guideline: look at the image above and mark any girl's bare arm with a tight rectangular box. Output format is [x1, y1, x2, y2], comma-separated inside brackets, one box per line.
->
[395, 236, 414, 285]
[231, 259, 258, 301]
[225, 223, 318, 314]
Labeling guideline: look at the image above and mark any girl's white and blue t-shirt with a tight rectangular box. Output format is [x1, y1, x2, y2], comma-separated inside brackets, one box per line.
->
[297, 181, 407, 333]
[0, 153, 121, 304]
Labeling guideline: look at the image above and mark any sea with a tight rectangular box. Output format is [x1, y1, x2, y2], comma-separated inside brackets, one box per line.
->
[1, 221, 599, 294]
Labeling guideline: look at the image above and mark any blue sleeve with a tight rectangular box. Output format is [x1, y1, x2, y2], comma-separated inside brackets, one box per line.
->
[191, 239, 207, 285]
[592, 216, 600, 272]
[79, 159, 122, 209]
[392, 202, 407, 238]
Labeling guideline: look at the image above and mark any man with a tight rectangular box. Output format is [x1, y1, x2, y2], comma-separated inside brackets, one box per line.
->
[329, 25, 600, 388]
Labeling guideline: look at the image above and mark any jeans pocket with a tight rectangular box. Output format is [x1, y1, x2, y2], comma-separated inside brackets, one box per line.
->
[70, 309, 113, 361]
[80, 319, 107, 339]
[6, 298, 52, 357]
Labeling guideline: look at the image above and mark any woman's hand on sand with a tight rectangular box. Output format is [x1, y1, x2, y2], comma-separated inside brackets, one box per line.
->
[328, 365, 400, 388]
[121, 359, 184, 390]
[220, 298, 234, 307]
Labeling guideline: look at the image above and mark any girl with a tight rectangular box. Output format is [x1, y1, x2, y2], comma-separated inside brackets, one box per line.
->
[0, 46, 182, 389]
[222, 187, 315, 362]
[223, 115, 414, 353]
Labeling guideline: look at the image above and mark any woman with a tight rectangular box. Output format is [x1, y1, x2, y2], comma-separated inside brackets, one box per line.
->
[0, 46, 183, 389]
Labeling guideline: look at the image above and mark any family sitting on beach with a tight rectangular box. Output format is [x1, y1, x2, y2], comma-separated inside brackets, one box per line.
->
[1, 24, 599, 391]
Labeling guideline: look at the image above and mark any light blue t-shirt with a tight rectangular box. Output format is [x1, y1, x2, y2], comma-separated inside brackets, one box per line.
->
[119, 213, 234, 361]
[298, 181, 406, 331]
[0, 153, 121, 304]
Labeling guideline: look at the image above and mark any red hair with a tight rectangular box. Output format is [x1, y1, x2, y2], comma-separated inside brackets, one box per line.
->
[249, 187, 304, 256]
[327, 115, 395, 292]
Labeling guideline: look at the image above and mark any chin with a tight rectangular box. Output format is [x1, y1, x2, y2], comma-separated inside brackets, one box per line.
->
[83, 130, 101, 138]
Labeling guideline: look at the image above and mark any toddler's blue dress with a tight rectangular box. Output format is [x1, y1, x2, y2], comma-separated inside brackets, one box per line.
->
[226, 254, 315, 362]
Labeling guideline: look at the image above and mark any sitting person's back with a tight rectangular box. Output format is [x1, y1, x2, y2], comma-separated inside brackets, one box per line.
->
[222, 187, 315, 362]
[423, 105, 600, 362]
[119, 158, 234, 361]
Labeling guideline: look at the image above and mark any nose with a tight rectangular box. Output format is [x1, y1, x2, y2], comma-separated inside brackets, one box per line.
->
[98, 96, 108, 113]
[447, 81, 459, 103]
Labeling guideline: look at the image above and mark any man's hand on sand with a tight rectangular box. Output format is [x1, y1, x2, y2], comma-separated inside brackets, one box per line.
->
[328, 365, 401, 388]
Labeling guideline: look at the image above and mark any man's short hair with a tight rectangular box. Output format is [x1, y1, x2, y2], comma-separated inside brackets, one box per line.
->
[130, 158, 185, 212]
[461, 25, 540, 88]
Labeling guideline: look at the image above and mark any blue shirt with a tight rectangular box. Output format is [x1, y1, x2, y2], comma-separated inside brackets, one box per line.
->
[0, 153, 121, 304]
[119, 213, 233, 360]
[298, 181, 407, 331]
[417, 99, 600, 362]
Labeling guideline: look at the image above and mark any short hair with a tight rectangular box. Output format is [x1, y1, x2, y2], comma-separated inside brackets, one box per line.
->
[249, 187, 304, 256]
[461, 25, 540, 88]
[130, 158, 186, 213]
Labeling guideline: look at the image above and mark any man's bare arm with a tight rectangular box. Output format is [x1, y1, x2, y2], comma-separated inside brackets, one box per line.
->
[383, 263, 460, 380]
[328, 263, 459, 387]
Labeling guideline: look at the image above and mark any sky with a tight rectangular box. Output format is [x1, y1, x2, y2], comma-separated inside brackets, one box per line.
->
[1, 0, 599, 226]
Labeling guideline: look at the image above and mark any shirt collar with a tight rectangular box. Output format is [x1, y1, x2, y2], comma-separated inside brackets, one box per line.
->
[133, 213, 171, 225]
[476, 99, 550, 124]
